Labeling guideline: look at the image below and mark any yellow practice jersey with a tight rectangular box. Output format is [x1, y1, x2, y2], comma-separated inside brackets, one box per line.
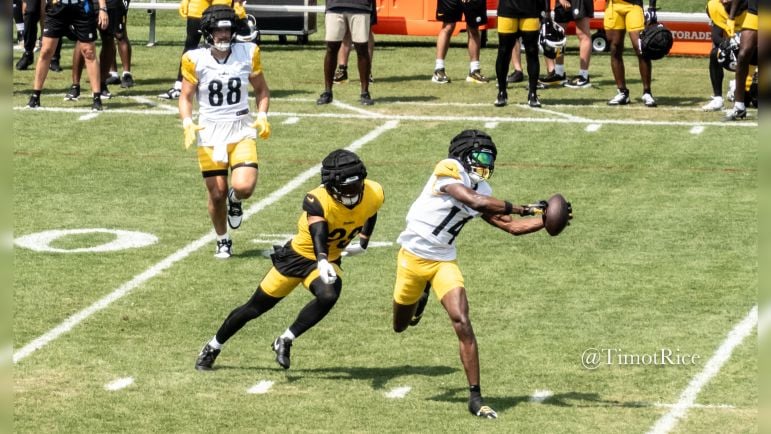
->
[291, 179, 385, 262]
[187, 0, 244, 19]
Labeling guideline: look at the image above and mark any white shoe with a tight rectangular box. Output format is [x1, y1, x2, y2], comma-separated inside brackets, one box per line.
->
[214, 239, 232, 259]
[159, 87, 181, 99]
[607, 89, 630, 106]
[641, 93, 657, 107]
[701, 96, 724, 112]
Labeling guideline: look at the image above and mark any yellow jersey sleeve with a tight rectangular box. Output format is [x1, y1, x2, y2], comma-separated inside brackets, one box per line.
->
[433, 159, 462, 180]
[251, 45, 263, 76]
[180, 52, 198, 84]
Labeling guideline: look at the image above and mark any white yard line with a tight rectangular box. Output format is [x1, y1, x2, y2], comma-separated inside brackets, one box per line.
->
[585, 123, 602, 132]
[104, 377, 134, 391]
[690, 126, 705, 135]
[247, 380, 274, 394]
[529, 389, 554, 403]
[78, 112, 100, 121]
[282, 116, 299, 124]
[385, 386, 411, 398]
[14, 105, 757, 128]
[647, 305, 757, 434]
[12, 120, 399, 364]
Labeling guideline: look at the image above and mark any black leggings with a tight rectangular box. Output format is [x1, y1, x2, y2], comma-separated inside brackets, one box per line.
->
[496, 31, 540, 94]
[176, 18, 202, 82]
[214, 278, 342, 344]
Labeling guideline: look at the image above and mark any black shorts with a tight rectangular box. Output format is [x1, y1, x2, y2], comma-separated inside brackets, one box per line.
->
[43, 2, 97, 42]
[554, 0, 594, 23]
[436, 0, 487, 27]
[99, 3, 124, 37]
[270, 243, 340, 279]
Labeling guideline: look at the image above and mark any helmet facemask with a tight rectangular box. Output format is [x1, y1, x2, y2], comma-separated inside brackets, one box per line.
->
[464, 148, 495, 183]
[321, 149, 368, 207]
[201, 6, 237, 52]
[329, 175, 365, 206]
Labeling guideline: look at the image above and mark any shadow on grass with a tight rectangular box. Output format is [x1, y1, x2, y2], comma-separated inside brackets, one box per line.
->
[429, 388, 652, 413]
[289, 364, 458, 390]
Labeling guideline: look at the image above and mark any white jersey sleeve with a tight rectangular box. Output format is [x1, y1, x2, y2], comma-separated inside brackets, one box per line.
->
[397, 159, 492, 261]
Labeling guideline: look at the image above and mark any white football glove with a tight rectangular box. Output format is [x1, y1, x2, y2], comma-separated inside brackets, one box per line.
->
[317, 258, 337, 284]
[342, 243, 366, 257]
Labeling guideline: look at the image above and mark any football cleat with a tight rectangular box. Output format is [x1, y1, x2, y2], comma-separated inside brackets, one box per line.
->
[506, 70, 524, 84]
[466, 69, 489, 84]
[494, 91, 507, 107]
[316, 91, 333, 105]
[91, 97, 103, 112]
[64, 84, 81, 101]
[333, 66, 348, 84]
[15, 52, 34, 70]
[159, 87, 181, 100]
[360, 91, 374, 106]
[432, 68, 450, 84]
[564, 75, 591, 88]
[641, 93, 657, 107]
[100, 84, 112, 100]
[120, 72, 135, 88]
[608, 89, 630, 106]
[469, 397, 497, 419]
[701, 96, 724, 112]
[723, 107, 747, 121]
[49, 58, 62, 72]
[26, 94, 40, 109]
[272, 337, 292, 369]
[105, 74, 121, 85]
[538, 70, 566, 87]
[195, 343, 221, 371]
[528, 92, 542, 108]
[214, 238, 232, 259]
[227, 188, 243, 229]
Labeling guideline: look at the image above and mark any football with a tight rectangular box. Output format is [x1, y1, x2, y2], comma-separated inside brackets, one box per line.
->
[543, 194, 572, 236]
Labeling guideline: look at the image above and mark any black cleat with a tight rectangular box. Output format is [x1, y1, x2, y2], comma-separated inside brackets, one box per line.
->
[469, 397, 498, 419]
[105, 74, 121, 85]
[494, 90, 508, 107]
[272, 337, 292, 369]
[49, 58, 62, 72]
[360, 91, 374, 106]
[26, 94, 40, 109]
[120, 72, 135, 88]
[91, 96, 103, 111]
[528, 92, 542, 108]
[316, 91, 333, 105]
[333, 66, 348, 84]
[195, 343, 221, 371]
[15, 52, 34, 70]
[409, 285, 431, 326]
[723, 107, 747, 121]
[64, 84, 81, 101]
[506, 70, 524, 84]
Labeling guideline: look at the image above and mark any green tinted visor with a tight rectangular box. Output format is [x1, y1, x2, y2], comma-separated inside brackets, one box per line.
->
[471, 150, 495, 167]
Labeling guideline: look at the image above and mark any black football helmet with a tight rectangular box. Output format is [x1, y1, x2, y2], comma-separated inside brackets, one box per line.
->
[448, 129, 497, 183]
[321, 149, 367, 206]
[236, 14, 260, 43]
[717, 33, 740, 71]
[539, 21, 567, 60]
[640, 24, 674, 60]
[200, 5, 237, 49]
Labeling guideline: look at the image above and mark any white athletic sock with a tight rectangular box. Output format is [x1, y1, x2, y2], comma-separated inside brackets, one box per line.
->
[469, 61, 480, 72]
[109, 71, 119, 79]
[579, 69, 589, 79]
[280, 329, 296, 341]
[174, 80, 182, 90]
[216, 233, 230, 242]
[735, 102, 746, 111]
[208, 337, 222, 350]
[554, 64, 565, 76]
[435, 59, 445, 71]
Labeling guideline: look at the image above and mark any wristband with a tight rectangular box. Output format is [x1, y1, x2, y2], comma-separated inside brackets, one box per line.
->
[503, 201, 513, 215]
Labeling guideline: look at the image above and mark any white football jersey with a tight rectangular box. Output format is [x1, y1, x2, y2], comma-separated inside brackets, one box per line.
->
[398, 158, 493, 261]
[181, 43, 263, 147]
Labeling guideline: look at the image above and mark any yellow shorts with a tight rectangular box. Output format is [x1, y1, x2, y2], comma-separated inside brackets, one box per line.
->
[497, 17, 540, 34]
[393, 248, 464, 305]
[741, 11, 758, 31]
[197, 137, 258, 176]
[604, 0, 645, 32]
[260, 263, 344, 298]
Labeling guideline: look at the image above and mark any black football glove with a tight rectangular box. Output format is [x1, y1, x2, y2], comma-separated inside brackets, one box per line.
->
[645, 7, 658, 25]
[521, 200, 548, 216]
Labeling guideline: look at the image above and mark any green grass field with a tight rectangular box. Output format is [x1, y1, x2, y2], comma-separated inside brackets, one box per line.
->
[13, 4, 757, 433]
